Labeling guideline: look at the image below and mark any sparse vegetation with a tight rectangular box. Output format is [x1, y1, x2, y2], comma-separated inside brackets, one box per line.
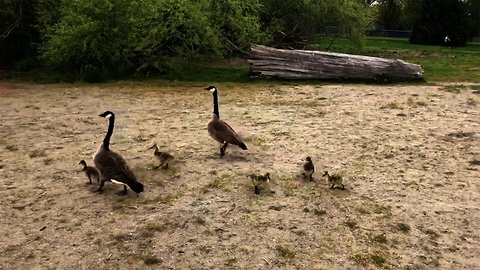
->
[351, 250, 388, 268]
[469, 159, 480, 166]
[407, 97, 428, 107]
[5, 145, 18, 151]
[381, 102, 403, 110]
[276, 245, 296, 260]
[143, 254, 161, 265]
[29, 149, 47, 158]
[396, 222, 411, 233]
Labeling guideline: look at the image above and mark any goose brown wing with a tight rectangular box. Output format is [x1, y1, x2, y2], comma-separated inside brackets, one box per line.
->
[95, 150, 138, 185]
[208, 119, 245, 146]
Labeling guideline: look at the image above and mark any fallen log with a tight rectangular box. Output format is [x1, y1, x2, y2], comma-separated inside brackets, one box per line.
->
[248, 44, 424, 81]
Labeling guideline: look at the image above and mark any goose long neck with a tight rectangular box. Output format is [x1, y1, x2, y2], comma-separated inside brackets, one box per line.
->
[103, 115, 115, 151]
[212, 90, 219, 119]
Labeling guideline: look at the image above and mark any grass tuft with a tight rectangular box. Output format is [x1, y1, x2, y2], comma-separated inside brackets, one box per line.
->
[276, 245, 296, 260]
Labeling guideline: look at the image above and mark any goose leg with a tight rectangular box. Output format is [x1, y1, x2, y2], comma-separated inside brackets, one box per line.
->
[162, 162, 169, 169]
[254, 185, 260, 195]
[341, 184, 345, 190]
[97, 177, 106, 193]
[87, 175, 92, 184]
[154, 163, 162, 169]
[330, 184, 335, 189]
[220, 143, 228, 157]
[116, 185, 128, 196]
[309, 173, 314, 181]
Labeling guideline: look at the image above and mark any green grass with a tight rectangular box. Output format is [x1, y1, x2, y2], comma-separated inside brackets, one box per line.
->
[6, 37, 478, 83]
[313, 36, 480, 82]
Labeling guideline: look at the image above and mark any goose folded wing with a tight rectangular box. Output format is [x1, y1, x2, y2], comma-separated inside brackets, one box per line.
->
[211, 120, 244, 146]
[97, 151, 138, 184]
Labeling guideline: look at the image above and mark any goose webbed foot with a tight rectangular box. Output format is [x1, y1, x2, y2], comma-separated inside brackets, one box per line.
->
[341, 185, 345, 190]
[116, 186, 128, 196]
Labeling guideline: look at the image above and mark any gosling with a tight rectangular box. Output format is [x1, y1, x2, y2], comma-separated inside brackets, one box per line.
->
[323, 171, 345, 190]
[302, 156, 315, 181]
[79, 160, 100, 184]
[149, 143, 174, 169]
[249, 173, 271, 194]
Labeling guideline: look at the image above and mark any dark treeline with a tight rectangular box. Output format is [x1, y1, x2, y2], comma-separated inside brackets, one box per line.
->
[0, 0, 478, 81]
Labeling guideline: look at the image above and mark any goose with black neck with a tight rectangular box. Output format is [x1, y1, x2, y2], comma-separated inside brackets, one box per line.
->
[94, 111, 144, 196]
[205, 86, 247, 157]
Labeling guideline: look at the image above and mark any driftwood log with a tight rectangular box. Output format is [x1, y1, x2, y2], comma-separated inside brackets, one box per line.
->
[248, 44, 424, 81]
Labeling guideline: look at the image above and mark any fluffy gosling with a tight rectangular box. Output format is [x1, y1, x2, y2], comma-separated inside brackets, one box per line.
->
[79, 160, 100, 184]
[249, 173, 271, 194]
[149, 143, 174, 169]
[323, 171, 345, 190]
[302, 156, 315, 181]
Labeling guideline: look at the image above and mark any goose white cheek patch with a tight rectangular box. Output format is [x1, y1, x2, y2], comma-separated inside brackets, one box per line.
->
[105, 114, 113, 119]
[209, 88, 216, 92]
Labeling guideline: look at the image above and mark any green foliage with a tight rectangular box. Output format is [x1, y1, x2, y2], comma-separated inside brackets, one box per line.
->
[40, 0, 134, 77]
[260, 0, 375, 49]
[38, 0, 266, 78]
[0, 0, 39, 68]
[208, 0, 266, 54]
[410, 0, 469, 46]
[377, 0, 404, 30]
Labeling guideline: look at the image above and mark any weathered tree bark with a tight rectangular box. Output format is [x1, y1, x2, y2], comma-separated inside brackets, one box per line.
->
[248, 44, 424, 81]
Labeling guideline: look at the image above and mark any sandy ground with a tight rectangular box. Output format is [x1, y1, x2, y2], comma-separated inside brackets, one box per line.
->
[0, 81, 479, 269]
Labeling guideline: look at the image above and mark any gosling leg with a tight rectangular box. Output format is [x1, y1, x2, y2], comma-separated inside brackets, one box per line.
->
[87, 175, 92, 185]
[97, 178, 106, 193]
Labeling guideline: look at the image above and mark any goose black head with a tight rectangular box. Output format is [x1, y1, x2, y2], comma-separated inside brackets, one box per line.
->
[205, 86, 217, 92]
[99, 111, 114, 118]
[322, 171, 329, 177]
[306, 156, 312, 162]
[79, 160, 87, 166]
[129, 181, 144, 194]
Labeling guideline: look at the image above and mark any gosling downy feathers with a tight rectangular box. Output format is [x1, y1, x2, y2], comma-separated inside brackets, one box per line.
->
[323, 171, 344, 190]
[205, 86, 247, 157]
[94, 111, 144, 196]
[302, 156, 315, 181]
[79, 159, 100, 184]
[249, 173, 271, 194]
[148, 143, 174, 169]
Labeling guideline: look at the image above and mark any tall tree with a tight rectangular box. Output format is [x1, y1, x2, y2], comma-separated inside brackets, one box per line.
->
[410, 0, 469, 46]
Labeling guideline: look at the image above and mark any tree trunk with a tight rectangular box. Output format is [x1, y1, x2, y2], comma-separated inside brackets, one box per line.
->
[248, 44, 424, 81]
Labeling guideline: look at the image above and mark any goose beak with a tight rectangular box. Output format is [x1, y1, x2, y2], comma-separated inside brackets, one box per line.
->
[147, 144, 156, 150]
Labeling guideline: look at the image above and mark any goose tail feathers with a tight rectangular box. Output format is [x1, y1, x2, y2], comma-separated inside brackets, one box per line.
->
[239, 142, 248, 150]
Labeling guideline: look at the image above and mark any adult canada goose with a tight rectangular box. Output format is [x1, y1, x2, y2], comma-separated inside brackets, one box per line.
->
[302, 156, 315, 181]
[148, 143, 174, 169]
[79, 160, 100, 184]
[249, 173, 271, 194]
[323, 171, 345, 190]
[205, 86, 247, 157]
[94, 111, 144, 196]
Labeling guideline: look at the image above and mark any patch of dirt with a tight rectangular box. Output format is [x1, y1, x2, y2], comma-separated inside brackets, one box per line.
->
[0, 82, 479, 269]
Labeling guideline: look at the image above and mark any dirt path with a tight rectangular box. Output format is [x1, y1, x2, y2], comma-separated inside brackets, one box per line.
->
[0, 82, 479, 269]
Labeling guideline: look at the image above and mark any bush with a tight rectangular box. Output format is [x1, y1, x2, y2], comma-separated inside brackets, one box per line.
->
[410, 0, 469, 46]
